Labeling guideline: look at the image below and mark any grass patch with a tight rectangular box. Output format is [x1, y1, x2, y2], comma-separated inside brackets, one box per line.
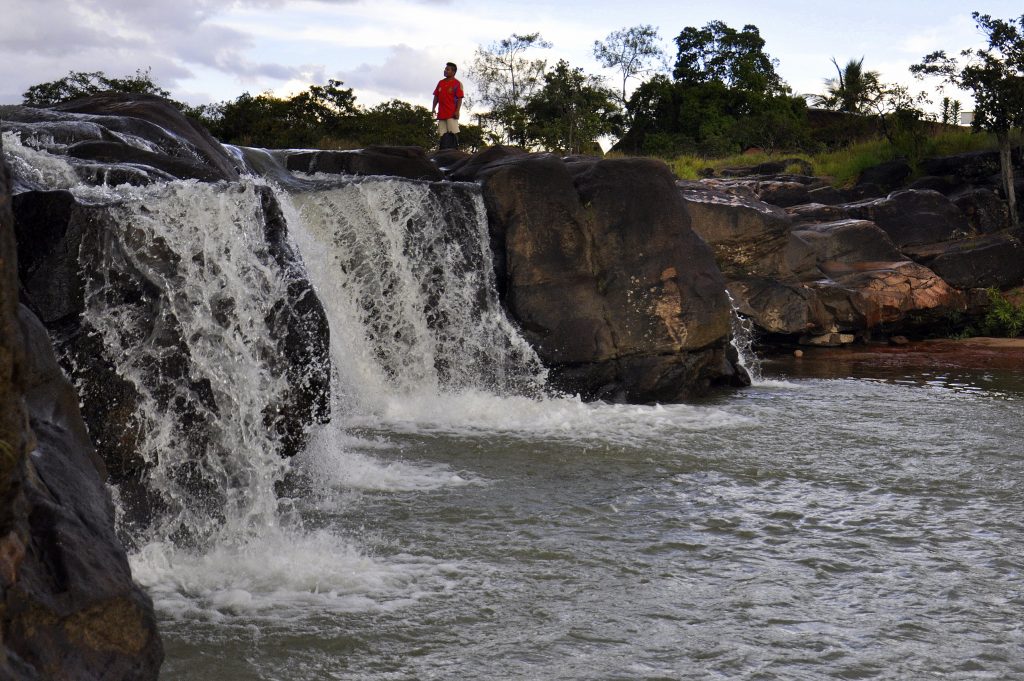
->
[662, 129, 1002, 187]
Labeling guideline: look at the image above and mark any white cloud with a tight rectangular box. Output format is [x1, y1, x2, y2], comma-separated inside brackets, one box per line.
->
[337, 44, 448, 105]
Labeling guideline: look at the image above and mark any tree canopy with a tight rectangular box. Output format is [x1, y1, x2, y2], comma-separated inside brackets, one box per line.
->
[468, 32, 552, 145]
[593, 25, 665, 109]
[614, 20, 805, 156]
[672, 21, 787, 96]
[524, 60, 619, 153]
[912, 11, 1024, 225]
[813, 57, 882, 114]
[22, 69, 171, 107]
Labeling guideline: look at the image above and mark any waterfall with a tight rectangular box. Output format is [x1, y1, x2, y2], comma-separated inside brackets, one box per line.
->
[3, 131, 549, 549]
[282, 177, 548, 419]
[75, 178, 299, 547]
[727, 291, 762, 382]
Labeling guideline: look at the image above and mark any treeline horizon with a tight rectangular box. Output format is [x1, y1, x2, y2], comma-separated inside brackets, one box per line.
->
[15, 12, 1024, 173]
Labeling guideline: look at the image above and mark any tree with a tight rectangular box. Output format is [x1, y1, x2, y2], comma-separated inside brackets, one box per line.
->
[672, 21, 787, 96]
[204, 81, 362, 149]
[22, 68, 171, 106]
[912, 12, 1024, 227]
[357, 100, 436, 148]
[866, 83, 932, 161]
[813, 57, 882, 113]
[524, 60, 620, 153]
[468, 32, 552, 145]
[593, 25, 665, 111]
[940, 97, 963, 126]
[616, 20, 807, 156]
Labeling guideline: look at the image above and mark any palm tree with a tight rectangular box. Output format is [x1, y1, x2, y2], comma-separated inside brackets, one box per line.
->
[813, 57, 881, 113]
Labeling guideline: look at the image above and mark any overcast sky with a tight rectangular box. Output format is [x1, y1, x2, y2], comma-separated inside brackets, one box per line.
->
[1, 0, 1020, 115]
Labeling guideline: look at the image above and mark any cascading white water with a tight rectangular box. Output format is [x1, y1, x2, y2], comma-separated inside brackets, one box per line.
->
[727, 291, 762, 382]
[282, 177, 548, 420]
[74, 178, 298, 547]
[4, 133, 768, 640]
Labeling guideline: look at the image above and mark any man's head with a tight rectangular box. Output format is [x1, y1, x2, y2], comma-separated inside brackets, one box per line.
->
[444, 62, 457, 78]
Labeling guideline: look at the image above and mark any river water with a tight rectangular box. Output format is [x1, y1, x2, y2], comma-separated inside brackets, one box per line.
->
[142, 351, 1024, 680]
[4, 134, 1021, 679]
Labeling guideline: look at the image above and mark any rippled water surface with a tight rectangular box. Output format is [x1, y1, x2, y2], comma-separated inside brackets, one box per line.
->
[151, 354, 1024, 680]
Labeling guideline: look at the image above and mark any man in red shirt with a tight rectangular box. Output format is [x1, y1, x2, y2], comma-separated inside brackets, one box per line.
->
[432, 62, 464, 149]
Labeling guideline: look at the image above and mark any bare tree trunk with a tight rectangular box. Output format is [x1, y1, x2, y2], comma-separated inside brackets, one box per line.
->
[998, 132, 1019, 228]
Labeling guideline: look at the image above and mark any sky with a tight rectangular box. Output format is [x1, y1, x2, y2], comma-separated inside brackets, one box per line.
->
[1, 0, 1021, 117]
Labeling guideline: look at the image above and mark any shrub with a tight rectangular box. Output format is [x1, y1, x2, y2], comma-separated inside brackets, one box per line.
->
[979, 288, 1024, 337]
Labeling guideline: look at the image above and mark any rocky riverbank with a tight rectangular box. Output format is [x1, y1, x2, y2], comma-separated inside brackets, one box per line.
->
[1, 91, 1022, 679]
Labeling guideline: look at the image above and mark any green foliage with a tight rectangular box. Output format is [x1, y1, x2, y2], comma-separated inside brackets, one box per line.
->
[593, 25, 665, 109]
[469, 32, 552, 145]
[979, 288, 1024, 337]
[524, 60, 620, 153]
[22, 68, 171, 106]
[672, 21, 787, 96]
[619, 74, 808, 156]
[192, 82, 442, 151]
[812, 57, 882, 114]
[940, 97, 963, 126]
[615, 20, 807, 156]
[665, 128, 999, 185]
[912, 12, 1024, 225]
[356, 100, 436, 148]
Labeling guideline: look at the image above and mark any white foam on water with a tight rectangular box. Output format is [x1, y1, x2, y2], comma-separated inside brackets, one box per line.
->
[752, 378, 803, 390]
[298, 421, 480, 493]
[281, 177, 754, 454]
[341, 389, 755, 448]
[129, 528, 461, 622]
[2, 130, 80, 189]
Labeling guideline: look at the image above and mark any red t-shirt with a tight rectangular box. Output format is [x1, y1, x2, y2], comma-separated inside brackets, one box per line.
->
[433, 77, 464, 120]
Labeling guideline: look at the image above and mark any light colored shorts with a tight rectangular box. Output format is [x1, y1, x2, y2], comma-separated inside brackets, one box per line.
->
[437, 118, 460, 135]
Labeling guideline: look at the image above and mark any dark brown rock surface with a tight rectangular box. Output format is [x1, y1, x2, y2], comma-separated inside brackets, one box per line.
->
[462, 152, 746, 401]
[1, 147, 162, 679]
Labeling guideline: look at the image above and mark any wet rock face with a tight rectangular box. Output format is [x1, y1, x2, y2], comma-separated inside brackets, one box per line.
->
[5, 308, 163, 681]
[843, 189, 971, 248]
[285, 145, 443, 181]
[681, 163, 1024, 342]
[1, 150, 162, 679]
[1, 93, 241, 186]
[679, 182, 974, 337]
[12, 184, 330, 529]
[458, 151, 747, 401]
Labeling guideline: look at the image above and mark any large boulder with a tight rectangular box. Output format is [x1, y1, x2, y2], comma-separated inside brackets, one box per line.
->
[816, 260, 964, 329]
[54, 93, 240, 181]
[2, 94, 240, 185]
[951, 188, 1012, 235]
[843, 189, 971, 248]
[462, 152, 745, 401]
[677, 180, 794, 279]
[903, 231, 1024, 290]
[789, 219, 903, 271]
[855, 159, 912, 193]
[0, 151, 162, 679]
[681, 180, 975, 341]
[919, 147, 1023, 184]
